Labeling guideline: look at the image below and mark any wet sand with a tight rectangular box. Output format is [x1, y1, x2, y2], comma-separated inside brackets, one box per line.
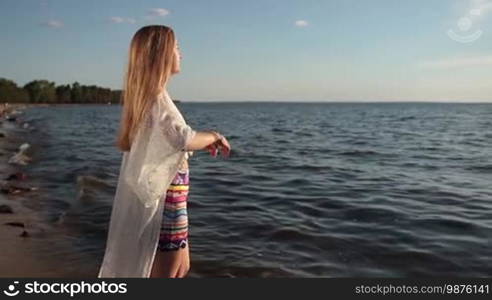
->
[0, 200, 61, 277]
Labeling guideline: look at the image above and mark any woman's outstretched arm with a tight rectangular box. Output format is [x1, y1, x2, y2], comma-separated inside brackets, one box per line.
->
[156, 107, 230, 155]
[184, 130, 223, 151]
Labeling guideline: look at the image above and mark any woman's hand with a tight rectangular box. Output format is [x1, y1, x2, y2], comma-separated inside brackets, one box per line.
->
[151, 246, 190, 278]
[217, 136, 231, 158]
[185, 131, 231, 156]
[205, 142, 219, 157]
[207, 132, 231, 158]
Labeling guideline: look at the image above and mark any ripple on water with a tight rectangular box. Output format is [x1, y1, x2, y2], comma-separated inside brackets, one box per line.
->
[17, 103, 492, 277]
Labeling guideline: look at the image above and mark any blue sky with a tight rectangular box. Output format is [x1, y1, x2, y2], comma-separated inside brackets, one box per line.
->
[1, 0, 492, 102]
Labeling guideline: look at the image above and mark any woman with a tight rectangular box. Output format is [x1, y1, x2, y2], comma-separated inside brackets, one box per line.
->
[98, 25, 231, 278]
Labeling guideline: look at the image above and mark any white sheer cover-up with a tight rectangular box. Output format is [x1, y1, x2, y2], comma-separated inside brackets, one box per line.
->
[97, 90, 196, 278]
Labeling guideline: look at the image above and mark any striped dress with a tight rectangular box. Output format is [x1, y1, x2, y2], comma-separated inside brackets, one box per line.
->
[158, 168, 190, 251]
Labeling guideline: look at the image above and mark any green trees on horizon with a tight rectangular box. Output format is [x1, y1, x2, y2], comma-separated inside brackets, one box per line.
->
[0, 78, 122, 104]
[0, 78, 30, 103]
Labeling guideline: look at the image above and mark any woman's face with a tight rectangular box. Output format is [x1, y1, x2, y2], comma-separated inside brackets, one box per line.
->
[171, 40, 181, 74]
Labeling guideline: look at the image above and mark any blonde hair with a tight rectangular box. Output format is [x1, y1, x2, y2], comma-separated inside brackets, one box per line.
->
[116, 25, 177, 151]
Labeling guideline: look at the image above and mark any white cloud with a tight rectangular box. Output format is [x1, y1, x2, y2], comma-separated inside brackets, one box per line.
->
[109, 17, 136, 24]
[40, 19, 63, 28]
[110, 17, 124, 23]
[466, 0, 492, 20]
[419, 55, 492, 69]
[109, 8, 169, 24]
[295, 20, 309, 27]
[472, 0, 492, 13]
[147, 8, 170, 18]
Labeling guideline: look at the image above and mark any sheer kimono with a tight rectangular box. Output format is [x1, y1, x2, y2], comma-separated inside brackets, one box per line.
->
[98, 90, 196, 278]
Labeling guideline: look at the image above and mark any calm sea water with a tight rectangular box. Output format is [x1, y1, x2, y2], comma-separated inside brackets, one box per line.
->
[17, 102, 492, 277]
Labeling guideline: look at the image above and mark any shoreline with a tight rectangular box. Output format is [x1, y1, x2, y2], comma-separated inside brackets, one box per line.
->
[0, 104, 62, 277]
[2, 103, 113, 108]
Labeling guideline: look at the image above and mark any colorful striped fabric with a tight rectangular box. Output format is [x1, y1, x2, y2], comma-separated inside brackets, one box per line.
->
[158, 168, 190, 251]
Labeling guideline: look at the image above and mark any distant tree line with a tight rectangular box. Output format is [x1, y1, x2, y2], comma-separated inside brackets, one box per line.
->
[0, 78, 122, 104]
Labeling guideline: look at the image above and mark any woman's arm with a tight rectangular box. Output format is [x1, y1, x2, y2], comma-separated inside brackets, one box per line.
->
[156, 107, 229, 155]
[184, 130, 222, 151]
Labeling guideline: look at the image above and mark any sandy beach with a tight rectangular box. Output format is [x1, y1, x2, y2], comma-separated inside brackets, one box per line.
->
[0, 103, 64, 277]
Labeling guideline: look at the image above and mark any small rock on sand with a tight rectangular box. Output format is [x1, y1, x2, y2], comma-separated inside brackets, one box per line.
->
[5, 172, 28, 181]
[4, 222, 25, 228]
[0, 204, 14, 214]
[1, 184, 37, 194]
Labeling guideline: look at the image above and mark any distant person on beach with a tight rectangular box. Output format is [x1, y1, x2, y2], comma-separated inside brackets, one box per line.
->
[98, 25, 231, 278]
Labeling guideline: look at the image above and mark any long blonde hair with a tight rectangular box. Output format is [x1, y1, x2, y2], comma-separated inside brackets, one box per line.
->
[116, 25, 177, 151]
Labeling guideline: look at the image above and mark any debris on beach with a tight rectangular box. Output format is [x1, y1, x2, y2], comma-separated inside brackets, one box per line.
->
[1, 185, 38, 194]
[4, 221, 25, 228]
[0, 103, 26, 119]
[0, 174, 37, 194]
[0, 104, 40, 244]
[0, 177, 37, 193]
[8, 143, 32, 165]
[19, 143, 29, 152]
[4, 172, 28, 181]
[8, 152, 32, 165]
[0, 204, 14, 214]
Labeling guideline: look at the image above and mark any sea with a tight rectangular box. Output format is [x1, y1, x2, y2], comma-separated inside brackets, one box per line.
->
[11, 102, 492, 277]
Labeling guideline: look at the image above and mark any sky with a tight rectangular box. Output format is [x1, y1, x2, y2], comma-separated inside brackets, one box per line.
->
[1, 0, 492, 102]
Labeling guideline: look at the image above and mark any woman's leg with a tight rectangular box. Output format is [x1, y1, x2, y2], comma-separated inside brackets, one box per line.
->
[150, 169, 190, 278]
